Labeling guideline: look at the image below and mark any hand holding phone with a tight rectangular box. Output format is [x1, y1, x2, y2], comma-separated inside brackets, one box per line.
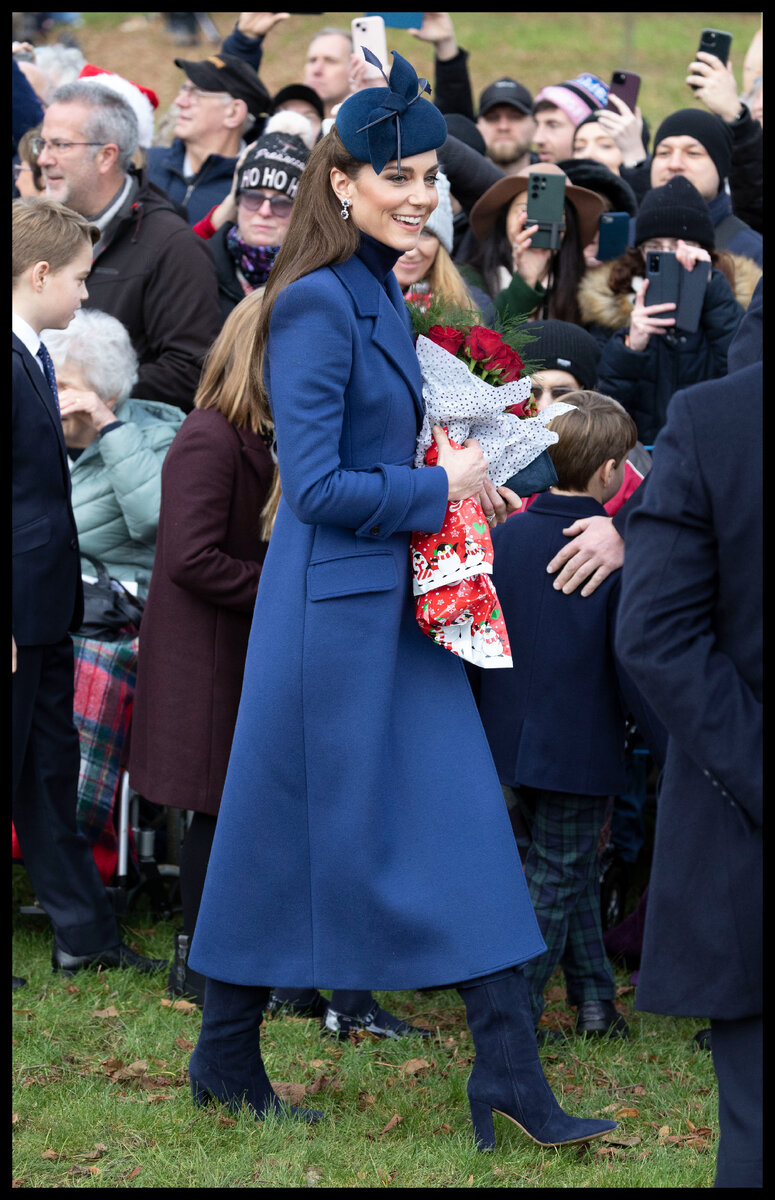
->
[689, 28, 733, 89]
[627, 269, 676, 352]
[525, 171, 566, 250]
[509, 207, 552, 288]
[606, 70, 640, 113]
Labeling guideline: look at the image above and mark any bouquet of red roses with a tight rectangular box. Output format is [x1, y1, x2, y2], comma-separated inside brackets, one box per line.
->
[409, 312, 574, 669]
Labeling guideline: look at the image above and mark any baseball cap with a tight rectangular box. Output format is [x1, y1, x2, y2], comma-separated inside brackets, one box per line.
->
[478, 78, 534, 118]
[174, 53, 270, 116]
[270, 83, 324, 122]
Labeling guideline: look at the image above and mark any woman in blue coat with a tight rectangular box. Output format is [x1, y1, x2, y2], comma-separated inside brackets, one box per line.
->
[187, 50, 615, 1152]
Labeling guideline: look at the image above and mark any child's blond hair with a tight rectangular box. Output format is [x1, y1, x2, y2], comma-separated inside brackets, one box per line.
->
[12, 196, 98, 281]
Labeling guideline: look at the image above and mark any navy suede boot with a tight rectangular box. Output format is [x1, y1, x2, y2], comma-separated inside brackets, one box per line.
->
[458, 967, 617, 1151]
[189, 977, 322, 1125]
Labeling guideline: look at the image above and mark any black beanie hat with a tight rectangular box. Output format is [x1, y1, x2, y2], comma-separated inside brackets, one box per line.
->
[653, 109, 732, 189]
[634, 175, 715, 250]
[557, 157, 638, 217]
[528, 319, 601, 390]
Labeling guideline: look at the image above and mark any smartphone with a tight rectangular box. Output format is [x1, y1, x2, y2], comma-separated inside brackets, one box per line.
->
[526, 172, 566, 250]
[697, 27, 733, 66]
[352, 15, 389, 79]
[597, 212, 630, 261]
[675, 262, 710, 334]
[364, 12, 424, 29]
[605, 70, 640, 113]
[644, 250, 680, 310]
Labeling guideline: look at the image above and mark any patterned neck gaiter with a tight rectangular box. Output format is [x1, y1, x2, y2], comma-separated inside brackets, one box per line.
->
[225, 226, 282, 290]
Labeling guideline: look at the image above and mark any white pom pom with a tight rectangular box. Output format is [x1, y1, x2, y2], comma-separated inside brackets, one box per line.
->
[263, 109, 316, 149]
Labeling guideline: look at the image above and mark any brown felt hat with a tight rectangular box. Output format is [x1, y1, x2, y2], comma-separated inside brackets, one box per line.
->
[469, 161, 605, 247]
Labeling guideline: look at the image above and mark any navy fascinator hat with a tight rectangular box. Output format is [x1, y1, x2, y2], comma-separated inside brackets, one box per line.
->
[335, 48, 448, 174]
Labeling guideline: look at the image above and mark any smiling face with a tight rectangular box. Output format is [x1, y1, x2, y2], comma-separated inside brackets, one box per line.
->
[331, 150, 440, 252]
[393, 228, 440, 288]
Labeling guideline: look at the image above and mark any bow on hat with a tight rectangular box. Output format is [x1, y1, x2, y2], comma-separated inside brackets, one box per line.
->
[354, 49, 431, 174]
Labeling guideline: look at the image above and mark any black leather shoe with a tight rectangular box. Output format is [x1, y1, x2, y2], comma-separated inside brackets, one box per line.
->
[12, 976, 27, 991]
[692, 1027, 712, 1052]
[575, 1000, 630, 1039]
[321, 999, 432, 1041]
[266, 989, 327, 1020]
[52, 942, 168, 977]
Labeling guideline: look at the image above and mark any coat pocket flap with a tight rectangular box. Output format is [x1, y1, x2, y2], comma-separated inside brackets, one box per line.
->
[13, 514, 52, 555]
[308, 552, 398, 601]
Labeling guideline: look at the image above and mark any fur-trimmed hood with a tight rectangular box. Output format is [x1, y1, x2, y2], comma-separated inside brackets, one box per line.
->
[577, 252, 762, 333]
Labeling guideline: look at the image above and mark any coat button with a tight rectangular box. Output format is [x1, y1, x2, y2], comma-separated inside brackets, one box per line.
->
[370, 525, 381, 536]
[70, 538, 78, 549]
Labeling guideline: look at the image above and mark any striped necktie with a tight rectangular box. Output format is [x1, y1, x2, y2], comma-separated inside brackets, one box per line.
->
[37, 341, 60, 411]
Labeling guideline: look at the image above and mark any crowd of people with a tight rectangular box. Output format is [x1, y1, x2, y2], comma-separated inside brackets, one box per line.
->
[12, 12, 761, 1187]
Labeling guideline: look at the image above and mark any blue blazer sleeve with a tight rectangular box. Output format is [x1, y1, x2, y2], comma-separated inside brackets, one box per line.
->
[266, 273, 449, 538]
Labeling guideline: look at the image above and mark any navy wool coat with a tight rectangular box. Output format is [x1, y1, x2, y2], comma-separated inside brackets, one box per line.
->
[475, 493, 628, 798]
[189, 245, 545, 990]
[616, 363, 762, 1020]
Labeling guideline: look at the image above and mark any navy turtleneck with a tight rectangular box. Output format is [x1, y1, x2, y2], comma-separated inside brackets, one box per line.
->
[356, 231, 402, 285]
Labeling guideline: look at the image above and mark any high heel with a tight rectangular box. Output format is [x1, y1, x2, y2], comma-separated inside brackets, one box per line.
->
[188, 977, 323, 1125]
[458, 967, 617, 1151]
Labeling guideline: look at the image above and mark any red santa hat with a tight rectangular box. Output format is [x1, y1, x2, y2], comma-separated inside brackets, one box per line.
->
[78, 64, 159, 148]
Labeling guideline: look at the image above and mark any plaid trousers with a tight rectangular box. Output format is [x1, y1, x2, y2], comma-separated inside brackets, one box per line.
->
[516, 785, 616, 1024]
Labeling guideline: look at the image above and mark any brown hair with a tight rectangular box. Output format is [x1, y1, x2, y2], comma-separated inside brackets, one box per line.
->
[12, 196, 98, 280]
[194, 289, 280, 539]
[546, 389, 637, 492]
[17, 125, 44, 192]
[607, 243, 737, 299]
[425, 242, 480, 311]
[247, 127, 365, 430]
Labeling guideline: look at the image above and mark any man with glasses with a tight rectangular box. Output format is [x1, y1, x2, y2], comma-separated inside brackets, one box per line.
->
[37, 79, 222, 412]
[147, 54, 271, 227]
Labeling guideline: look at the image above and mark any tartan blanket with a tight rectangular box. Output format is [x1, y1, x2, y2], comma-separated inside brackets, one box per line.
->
[72, 634, 139, 882]
[12, 635, 139, 886]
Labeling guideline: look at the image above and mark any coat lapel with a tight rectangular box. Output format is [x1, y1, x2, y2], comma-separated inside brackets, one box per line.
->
[330, 257, 425, 423]
[13, 334, 70, 477]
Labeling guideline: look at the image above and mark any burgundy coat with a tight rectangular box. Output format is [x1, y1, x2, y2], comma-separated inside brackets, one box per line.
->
[127, 407, 274, 815]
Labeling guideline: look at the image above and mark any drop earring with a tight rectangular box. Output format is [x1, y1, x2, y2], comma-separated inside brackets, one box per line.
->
[340, 197, 351, 220]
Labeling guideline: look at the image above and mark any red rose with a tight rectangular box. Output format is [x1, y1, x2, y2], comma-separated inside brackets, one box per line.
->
[463, 326, 505, 362]
[488, 344, 524, 383]
[427, 325, 467, 356]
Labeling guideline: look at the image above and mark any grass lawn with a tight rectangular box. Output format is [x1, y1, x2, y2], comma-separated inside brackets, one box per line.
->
[13, 865, 718, 1189]
[63, 12, 761, 133]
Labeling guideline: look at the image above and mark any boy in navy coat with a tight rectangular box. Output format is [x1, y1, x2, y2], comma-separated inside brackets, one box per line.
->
[12, 197, 166, 981]
[476, 391, 639, 1040]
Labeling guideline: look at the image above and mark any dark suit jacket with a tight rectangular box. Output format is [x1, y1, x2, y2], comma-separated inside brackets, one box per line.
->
[12, 332, 83, 645]
[477, 492, 629, 797]
[616, 363, 762, 1019]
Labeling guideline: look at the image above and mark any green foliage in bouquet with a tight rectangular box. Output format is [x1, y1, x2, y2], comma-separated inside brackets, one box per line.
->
[405, 292, 544, 379]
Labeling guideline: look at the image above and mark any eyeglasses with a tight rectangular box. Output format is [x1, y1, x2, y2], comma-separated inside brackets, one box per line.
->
[13, 163, 33, 180]
[31, 138, 107, 156]
[531, 384, 575, 402]
[176, 82, 231, 103]
[238, 191, 294, 217]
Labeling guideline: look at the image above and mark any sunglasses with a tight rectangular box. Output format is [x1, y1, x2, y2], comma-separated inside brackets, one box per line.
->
[531, 384, 575, 402]
[238, 191, 294, 217]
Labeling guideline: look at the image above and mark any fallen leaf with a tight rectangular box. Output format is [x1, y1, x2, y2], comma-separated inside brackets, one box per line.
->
[357, 1092, 375, 1109]
[102, 1057, 124, 1073]
[175, 1037, 194, 1053]
[616, 985, 635, 996]
[217, 1115, 237, 1127]
[41, 1148, 61, 1161]
[12, 1113, 19, 1124]
[272, 1081, 308, 1106]
[67, 985, 80, 994]
[92, 1006, 120, 1019]
[81, 1144, 109, 1161]
[603, 1133, 642, 1148]
[380, 1114, 402, 1135]
[160, 998, 197, 1014]
[399, 1057, 431, 1076]
[126, 1166, 142, 1179]
[658, 1125, 671, 1140]
[615, 1107, 640, 1119]
[145, 1093, 174, 1104]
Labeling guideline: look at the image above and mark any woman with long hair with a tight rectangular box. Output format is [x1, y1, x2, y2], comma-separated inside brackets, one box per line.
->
[461, 162, 603, 325]
[185, 50, 616, 1152]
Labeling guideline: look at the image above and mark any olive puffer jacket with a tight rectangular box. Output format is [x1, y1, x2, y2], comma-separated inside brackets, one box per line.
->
[69, 397, 186, 599]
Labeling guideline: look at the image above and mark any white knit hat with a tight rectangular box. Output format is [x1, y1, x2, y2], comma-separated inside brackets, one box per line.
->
[423, 169, 453, 254]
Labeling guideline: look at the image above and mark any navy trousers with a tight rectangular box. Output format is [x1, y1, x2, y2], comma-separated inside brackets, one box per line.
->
[12, 639, 118, 957]
[711, 1014, 762, 1188]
